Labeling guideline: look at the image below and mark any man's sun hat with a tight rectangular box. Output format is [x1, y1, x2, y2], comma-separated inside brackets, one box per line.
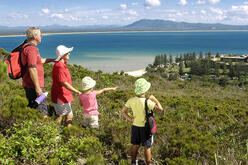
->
[81, 76, 96, 91]
[135, 78, 151, 95]
[55, 45, 73, 61]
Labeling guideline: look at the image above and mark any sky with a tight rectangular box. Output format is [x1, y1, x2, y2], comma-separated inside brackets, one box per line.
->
[1, 0, 248, 27]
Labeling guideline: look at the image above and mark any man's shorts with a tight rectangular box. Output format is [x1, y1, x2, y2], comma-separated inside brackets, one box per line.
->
[82, 114, 99, 128]
[24, 87, 48, 116]
[131, 125, 153, 147]
[54, 99, 72, 116]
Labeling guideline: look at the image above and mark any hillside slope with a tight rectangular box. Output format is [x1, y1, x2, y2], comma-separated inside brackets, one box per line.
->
[0, 60, 247, 164]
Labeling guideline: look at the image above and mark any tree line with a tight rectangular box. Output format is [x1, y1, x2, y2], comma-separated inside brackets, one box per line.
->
[150, 52, 248, 86]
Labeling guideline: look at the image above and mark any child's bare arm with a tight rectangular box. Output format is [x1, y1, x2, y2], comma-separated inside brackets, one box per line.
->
[121, 106, 135, 122]
[149, 95, 163, 111]
[96, 87, 117, 95]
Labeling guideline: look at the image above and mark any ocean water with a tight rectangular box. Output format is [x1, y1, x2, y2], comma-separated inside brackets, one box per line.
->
[1, 31, 248, 72]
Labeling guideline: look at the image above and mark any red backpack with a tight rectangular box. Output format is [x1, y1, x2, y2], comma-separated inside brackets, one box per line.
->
[5, 40, 34, 79]
[145, 98, 158, 136]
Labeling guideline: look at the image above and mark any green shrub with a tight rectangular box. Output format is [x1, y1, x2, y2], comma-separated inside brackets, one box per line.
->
[0, 61, 7, 81]
[86, 154, 106, 165]
[2, 120, 61, 164]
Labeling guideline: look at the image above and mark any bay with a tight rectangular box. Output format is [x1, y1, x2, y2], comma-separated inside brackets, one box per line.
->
[1, 31, 248, 72]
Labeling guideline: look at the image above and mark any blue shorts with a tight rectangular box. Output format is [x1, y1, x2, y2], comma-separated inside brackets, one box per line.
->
[131, 125, 153, 147]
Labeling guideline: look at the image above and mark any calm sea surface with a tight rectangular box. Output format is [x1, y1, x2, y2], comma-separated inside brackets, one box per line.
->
[1, 31, 248, 72]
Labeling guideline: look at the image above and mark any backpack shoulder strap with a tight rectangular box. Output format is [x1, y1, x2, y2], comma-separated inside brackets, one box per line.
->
[145, 98, 149, 118]
[22, 42, 36, 49]
[19, 43, 36, 76]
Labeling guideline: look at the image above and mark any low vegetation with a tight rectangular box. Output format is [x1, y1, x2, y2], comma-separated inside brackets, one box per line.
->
[0, 50, 247, 164]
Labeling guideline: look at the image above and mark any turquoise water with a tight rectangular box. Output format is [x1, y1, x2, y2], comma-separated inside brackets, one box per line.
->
[1, 31, 248, 72]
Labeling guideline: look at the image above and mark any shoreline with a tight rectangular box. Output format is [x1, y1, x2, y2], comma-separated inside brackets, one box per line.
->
[1, 29, 248, 37]
[124, 68, 147, 77]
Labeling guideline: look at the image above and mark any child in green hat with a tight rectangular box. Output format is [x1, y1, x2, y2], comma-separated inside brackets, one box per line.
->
[121, 78, 163, 165]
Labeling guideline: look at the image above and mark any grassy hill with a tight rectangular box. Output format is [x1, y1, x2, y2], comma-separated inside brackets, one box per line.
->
[0, 58, 247, 164]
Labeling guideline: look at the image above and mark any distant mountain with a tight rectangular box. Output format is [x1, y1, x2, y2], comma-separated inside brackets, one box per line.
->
[122, 19, 248, 31]
[0, 25, 121, 35]
[1, 19, 248, 35]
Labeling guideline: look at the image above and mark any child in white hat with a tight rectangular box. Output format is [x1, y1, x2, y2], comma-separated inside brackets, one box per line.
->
[120, 78, 163, 165]
[79, 76, 117, 128]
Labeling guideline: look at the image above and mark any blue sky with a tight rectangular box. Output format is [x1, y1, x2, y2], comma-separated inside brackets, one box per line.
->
[1, 0, 248, 26]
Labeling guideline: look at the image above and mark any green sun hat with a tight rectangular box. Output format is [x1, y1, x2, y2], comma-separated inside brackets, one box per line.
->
[135, 78, 151, 95]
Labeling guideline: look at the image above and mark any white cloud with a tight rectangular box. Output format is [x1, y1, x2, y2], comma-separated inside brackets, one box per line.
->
[244, 1, 248, 5]
[208, 0, 220, 5]
[214, 15, 227, 21]
[196, 0, 206, 5]
[69, 15, 81, 21]
[132, 2, 138, 6]
[120, 4, 127, 10]
[192, 11, 196, 14]
[167, 11, 189, 18]
[122, 9, 138, 16]
[201, 10, 206, 14]
[145, 0, 161, 7]
[168, 18, 176, 21]
[127, 10, 138, 16]
[123, 17, 137, 21]
[160, 9, 178, 13]
[210, 7, 224, 15]
[178, 0, 187, 6]
[64, 8, 69, 12]
[9, 13, 28, 19]
[231, 5, 248, 14]
[51, 13, 64, 19]
[41, 8, 50, 14]
[102, 15, 109, 19]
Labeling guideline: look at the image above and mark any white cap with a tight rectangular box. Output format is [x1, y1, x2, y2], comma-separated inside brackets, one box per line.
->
[81, 76, 96, 91]
[55, 45, 73, 61]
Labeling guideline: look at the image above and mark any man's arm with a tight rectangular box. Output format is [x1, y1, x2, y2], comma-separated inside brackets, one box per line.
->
[41, 58, 55, 64]
[61, 82, 81, 95]
[29, 67, 43, 96]
[121, 106, 135, 122]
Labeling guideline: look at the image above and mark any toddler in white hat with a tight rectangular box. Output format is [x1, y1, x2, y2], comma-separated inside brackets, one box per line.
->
[79, 76, 117, 128]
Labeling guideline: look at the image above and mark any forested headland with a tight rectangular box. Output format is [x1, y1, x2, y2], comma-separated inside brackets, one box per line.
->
[147, 52, 248, 87]
[0, 49, 247, 164]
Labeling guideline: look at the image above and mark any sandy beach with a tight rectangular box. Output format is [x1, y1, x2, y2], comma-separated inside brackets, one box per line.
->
[2, 29, 248, 38]
[125, 68, 147, 77]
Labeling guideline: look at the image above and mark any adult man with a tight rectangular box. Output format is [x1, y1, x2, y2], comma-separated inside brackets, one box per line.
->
[21, 27, 54, 118]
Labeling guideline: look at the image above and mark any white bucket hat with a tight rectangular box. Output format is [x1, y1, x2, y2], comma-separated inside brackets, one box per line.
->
[81, 76, 96, 91]
[55, 45, 74, 61]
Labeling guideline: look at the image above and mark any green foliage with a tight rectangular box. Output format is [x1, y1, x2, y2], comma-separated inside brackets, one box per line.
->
[179, 62, 184, 76]
[0, 61, 247, 164]
[1, 120, 61, 164]
[0, 48, 10, 61]
[0, 61, 7, 81]
[0, 48, 10, 55]
[86, 154, 106, 164]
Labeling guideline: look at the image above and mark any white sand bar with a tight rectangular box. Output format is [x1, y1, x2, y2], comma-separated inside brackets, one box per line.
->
[125, 69, 146, 77]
